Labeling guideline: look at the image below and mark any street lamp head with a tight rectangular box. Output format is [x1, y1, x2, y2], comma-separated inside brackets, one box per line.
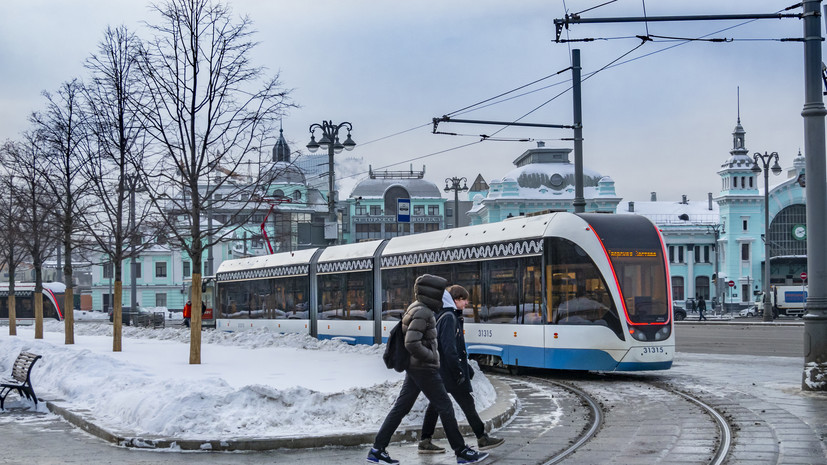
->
[306, 134, 319, 153]
[751, 159, 762, 173]
[342, 133, 356, 151]
[333, 137, 344, 154]
[771, 159, 782, 175]
[317, 133, 332, 150]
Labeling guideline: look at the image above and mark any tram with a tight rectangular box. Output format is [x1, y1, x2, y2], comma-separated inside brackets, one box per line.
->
[213, 212, 674, 371]
[0, 282, 66, 324]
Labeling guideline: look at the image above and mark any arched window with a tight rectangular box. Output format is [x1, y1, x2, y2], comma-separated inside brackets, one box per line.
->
[695, 276, 710, 300]
[671, 276, 684, 301]
[384, 186, 410, 215]
[292, 190, 301, 201]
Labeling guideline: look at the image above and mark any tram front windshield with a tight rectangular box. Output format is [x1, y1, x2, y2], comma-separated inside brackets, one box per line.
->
[579, 214, 669, 324]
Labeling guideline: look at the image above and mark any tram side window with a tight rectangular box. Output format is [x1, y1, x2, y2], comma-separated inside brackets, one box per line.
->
[318, 272, 373, 320]
[520, 258, 543, 324]
[218, 279, 272, 319]
[454, 262, 482, 324]
[546, 238, 623, 338]
[382, 268, 413, 320]
[486, 259, 520, 324]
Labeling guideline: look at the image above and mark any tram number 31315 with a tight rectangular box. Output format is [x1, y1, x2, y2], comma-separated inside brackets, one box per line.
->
[478, 329, 493, 338]
[641, 346, 665, 355]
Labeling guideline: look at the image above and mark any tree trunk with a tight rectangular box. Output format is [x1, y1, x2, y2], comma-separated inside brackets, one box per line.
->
[64, 286, 74, 344]
[189, 272, 202, 364]
[64, 231, 74, 344]
[7, 293, 16, 336]
[113, 281, 123, 351]
[34, 292, 43, 339]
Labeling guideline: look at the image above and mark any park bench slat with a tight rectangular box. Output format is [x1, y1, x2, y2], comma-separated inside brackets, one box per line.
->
[0, 351, 42, 410]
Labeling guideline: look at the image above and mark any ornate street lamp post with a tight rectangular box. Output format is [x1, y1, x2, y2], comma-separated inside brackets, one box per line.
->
[752, 151, 782, 323]
[444, 177, 468, 229]
[306, 121, 355, 244]
[707, 223, 724, 309]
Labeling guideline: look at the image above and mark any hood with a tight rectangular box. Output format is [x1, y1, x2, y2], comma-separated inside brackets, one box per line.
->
[414, 274, 448, 312]
[441, 290, 456, 309]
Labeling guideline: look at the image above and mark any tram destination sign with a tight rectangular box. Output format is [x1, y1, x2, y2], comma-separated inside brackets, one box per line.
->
[608, 249, 658, 258]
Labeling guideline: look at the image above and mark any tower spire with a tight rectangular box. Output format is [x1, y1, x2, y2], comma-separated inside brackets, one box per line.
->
[737, 86, 741, 124]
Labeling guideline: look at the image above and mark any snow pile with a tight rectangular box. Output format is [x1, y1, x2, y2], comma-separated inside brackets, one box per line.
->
[0, 322, 495, 440]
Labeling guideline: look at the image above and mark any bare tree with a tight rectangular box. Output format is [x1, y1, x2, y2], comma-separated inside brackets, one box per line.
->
[0, 152, 28, 336]
[81, 25, 154, 352]
[136, 0, 293, 364]
[30, 79, 94, 345]
[4, 136, 59, 339]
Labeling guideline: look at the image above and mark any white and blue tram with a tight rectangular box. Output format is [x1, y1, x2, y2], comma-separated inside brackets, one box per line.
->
[0, 282, 66, 324]
[214, 212, 674, 371]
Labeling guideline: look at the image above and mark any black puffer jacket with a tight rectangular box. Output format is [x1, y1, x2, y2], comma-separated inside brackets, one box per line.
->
[402, 274, 447, 371]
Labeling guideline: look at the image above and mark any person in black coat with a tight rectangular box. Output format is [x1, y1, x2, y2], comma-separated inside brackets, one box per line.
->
[368, 275, 488, 465]
[418, 285, 505, 454]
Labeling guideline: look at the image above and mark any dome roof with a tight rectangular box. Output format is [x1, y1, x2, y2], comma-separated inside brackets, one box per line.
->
[350, 177, 442, 198]
[265, 161, 306, 184]
[500, 146, 603, 191]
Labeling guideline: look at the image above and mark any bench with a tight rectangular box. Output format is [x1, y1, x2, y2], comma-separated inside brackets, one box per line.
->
[0, 351, 42, 410]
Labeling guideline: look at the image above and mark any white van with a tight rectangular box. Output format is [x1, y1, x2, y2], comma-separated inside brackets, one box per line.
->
[771, 286, 808, 317]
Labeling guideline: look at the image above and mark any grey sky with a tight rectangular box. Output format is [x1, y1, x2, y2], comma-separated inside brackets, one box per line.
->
[0, 1, 807, 203]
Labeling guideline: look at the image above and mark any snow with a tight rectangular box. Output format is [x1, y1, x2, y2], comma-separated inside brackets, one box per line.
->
[0, 322, 496, 441]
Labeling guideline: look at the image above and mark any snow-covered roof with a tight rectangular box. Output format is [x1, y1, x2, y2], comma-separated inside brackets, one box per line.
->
[616, 200, 719, 225]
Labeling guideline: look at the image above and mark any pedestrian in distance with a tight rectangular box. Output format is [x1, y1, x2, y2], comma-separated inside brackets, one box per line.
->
[697, 295, 707, 321]
[368, 274, 490, 465]
[418, 285, 504, 454]
[183, 300, 192, 328]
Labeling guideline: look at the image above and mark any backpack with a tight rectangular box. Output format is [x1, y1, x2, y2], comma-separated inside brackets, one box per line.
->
[382, 320, 409, 372]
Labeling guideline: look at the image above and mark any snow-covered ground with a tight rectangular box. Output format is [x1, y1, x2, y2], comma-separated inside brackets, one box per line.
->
[0, 322, 495, 440]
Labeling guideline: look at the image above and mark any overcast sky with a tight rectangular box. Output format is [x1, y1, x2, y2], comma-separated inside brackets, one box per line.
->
[0, 1, 811, 202]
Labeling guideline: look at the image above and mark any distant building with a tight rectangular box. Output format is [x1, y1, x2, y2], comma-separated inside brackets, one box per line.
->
[621, 117, 807, 310]
[342, 166, 446, 243]
[468, 142, 621, 224]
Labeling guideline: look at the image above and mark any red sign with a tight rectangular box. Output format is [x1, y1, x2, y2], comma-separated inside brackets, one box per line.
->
[728, 280, 735, 287]
[801, 272, 807, 281]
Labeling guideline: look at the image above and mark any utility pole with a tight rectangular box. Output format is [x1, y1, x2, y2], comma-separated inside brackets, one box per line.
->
[572, 49, 585, 213]
[554, 2, 826, 391]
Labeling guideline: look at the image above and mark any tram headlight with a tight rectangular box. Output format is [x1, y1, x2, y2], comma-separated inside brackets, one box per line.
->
[629, 327, 648, 342]
[654, 326, 671, 341]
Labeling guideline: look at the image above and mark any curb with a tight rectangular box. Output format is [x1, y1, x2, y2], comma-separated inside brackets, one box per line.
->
[45, 376, 516, 451]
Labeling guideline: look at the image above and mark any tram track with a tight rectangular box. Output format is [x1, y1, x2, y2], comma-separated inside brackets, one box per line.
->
[495, 372, 733, 465]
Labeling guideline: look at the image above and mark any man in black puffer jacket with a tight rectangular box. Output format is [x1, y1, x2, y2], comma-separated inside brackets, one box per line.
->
[368, 275, 489, 465]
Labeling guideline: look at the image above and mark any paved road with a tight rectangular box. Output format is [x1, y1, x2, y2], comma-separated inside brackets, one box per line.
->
[675, 320, 804, 357]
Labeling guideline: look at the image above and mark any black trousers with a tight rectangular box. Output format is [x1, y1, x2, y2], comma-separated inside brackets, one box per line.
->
[421, 385, 485, 440]
[373, 368, 466, 453]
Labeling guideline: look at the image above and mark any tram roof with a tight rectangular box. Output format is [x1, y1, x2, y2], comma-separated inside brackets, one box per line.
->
[215, 248, 319, 274]
[382, 212, 559, 256]
[317, 240, 384, 263]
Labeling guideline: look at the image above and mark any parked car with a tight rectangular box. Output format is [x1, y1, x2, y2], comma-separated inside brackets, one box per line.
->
[673, 302, 687, 321]
[108, 306, 148, 326]
[739, 307, 758, 318]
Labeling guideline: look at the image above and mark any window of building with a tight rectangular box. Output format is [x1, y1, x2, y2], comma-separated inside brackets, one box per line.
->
[671, 276, 685, 301]
[355, 204, 367, 215]
[413, 205, 425, 215]
[668, 246, 675, 263]
[369, 205, 382, 216]
[742, 219, 748, 231]
[292, 190, 301, 201]
[741, 243, 750, 261]
[695, 276, 710, 300]
[134, 261, 141, 279]
[428, 205, 439, 216]
[694, 246, 701, 264]
[703, 245, 710, 263]
[678, 246, 684, 263]
[103, 263, 113, 279]
[183, 261, 191, 278]
[155, 261, 168, 278]
[155, 293, 167, 307]
[749, 177, 754, 188]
